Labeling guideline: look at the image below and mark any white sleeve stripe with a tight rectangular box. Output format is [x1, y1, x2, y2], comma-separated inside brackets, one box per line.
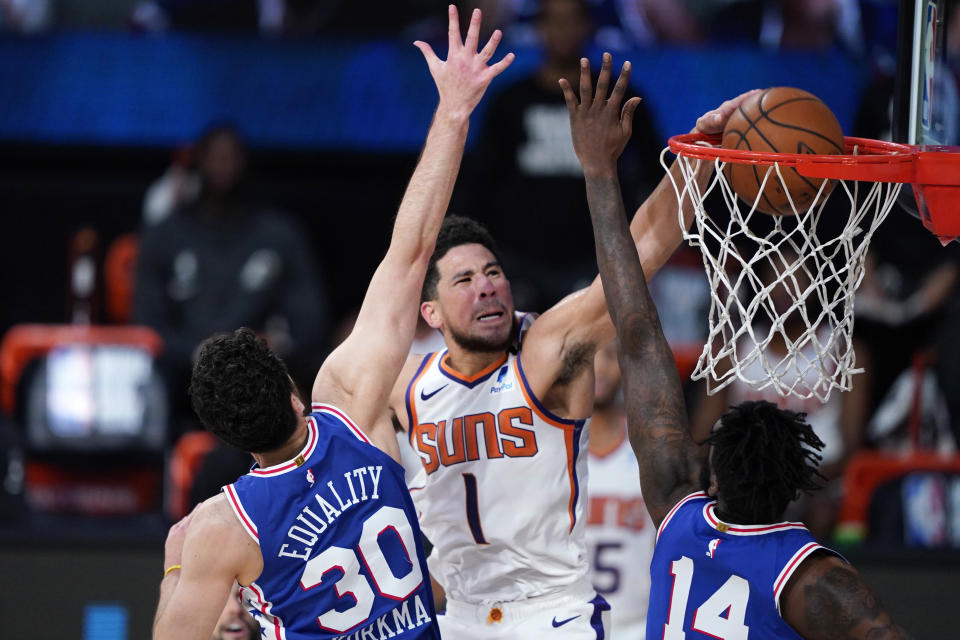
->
[774, 542, 823, 614]
[223, 484, 260, 543]
[312, 402, 370, 443]
[656, 491, 707, 542]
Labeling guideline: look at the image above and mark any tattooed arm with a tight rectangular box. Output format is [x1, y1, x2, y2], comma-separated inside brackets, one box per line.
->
[560, 54, 701, 527]
[781, 552, 912, 639]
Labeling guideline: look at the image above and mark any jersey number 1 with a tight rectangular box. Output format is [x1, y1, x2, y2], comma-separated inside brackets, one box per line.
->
[663, 556, 750, 640]
[300, 505, 423, 634]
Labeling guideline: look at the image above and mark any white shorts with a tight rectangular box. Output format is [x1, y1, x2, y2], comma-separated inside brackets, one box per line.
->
[438, 582, 612, 639]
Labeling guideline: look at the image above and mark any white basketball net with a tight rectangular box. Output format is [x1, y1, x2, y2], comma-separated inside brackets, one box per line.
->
[661, 146, 903, 402]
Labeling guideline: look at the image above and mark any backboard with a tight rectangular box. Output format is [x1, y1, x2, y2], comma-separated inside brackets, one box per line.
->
[893, 0, 958, 146]
[892, 0, 959, 241]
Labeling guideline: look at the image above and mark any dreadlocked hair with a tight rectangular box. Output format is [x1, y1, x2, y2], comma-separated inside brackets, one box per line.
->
[705, 400, 825, 524]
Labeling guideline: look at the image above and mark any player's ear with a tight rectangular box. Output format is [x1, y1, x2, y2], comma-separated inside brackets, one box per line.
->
[421, 300, 443, 330]
[290, 391, 306, 417]
[707, 468, 719, 498]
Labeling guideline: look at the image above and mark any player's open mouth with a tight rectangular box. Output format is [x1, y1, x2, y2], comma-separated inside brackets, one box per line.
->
[476, 311, 504, 322]
[220, 621, 249, 637]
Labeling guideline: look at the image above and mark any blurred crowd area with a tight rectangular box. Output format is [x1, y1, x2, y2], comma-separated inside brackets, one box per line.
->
[0, 0, 901, 57]
[0, 0, 959, 556]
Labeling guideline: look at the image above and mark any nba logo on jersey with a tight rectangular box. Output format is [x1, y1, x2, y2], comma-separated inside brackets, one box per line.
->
[305, 468, 315, 487]
[706, 538, 721, 558]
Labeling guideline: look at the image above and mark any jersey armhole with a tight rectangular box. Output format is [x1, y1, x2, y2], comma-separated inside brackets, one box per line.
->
[404, 352, 437, 447]
[655, 491, 708, 543]
[311, 402, 371, 444]
[223, 484, 260, 544]
[773, 545, 846, 615]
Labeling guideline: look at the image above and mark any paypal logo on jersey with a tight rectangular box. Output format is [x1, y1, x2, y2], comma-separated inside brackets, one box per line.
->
[707, 538, 722, 558]
[489, 366, 513, 394]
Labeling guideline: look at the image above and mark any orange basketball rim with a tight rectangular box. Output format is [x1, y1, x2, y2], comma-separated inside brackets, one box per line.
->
[668, 132, 960, 243]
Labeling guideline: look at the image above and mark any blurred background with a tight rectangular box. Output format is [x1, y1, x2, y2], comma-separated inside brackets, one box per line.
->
[0, 0, 958, 637]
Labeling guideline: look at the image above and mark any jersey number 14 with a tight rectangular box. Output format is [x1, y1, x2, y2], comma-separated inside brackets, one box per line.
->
[663, 556, 750, 640]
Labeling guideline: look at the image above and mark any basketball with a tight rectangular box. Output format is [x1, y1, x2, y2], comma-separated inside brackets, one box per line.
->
[721, 87, 845, 216]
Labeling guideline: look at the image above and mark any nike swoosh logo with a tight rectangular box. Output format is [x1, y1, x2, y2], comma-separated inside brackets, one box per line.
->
[420, 385, 448, 401]
[551, 615, 581, 628]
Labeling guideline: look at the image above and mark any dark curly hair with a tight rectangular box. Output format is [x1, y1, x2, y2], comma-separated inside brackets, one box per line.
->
[421, 215, 502, 303]
[189, 328, 298, 453]
[704, 400, 825, 524]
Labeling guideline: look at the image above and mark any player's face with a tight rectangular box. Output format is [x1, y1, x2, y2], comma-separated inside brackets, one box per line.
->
[212, 584, 258, 640]
[537, 0, 590, 62]
[427, 243, 515, 353]
[593, 340, 621, 408]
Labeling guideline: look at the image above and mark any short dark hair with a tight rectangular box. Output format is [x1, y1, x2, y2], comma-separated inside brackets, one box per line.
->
[421, 215, 501, 303]
[705, 400, 825, 524]
[189, 328, 298, 453]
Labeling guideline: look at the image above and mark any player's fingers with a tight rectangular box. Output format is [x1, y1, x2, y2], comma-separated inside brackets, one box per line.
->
[464, 7, 482, 52]
[609, 60, 632, 109]
[488, 51, 515, 78]
[594, 52, 612, 104]
[705, 88, 762, 131]
[558, 78, 578, 112]
[621, 96, 642, 137]
[728, 88, 763, 110]
[447, 4, 462, 52]
[479, 28, 501, 62]
[579, 58, 593, 109]
[413, 41, 441, 75]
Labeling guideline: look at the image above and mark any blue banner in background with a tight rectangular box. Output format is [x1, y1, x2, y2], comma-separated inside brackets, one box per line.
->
[0, 33, 866, 151]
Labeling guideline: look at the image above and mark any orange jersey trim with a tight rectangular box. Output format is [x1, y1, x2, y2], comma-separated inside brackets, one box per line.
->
[406, 352, 439, 446]
[439, 352, 508, 385]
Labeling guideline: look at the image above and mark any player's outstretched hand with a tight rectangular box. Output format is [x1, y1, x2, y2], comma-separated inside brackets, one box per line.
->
[414, 5, 514, 120]
[694, 88, 763, 134]
[560, 53, 642, 176]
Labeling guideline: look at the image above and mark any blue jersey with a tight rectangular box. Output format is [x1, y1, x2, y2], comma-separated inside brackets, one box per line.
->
[646, 492, 838, 640]
[225, 403, 440, 640]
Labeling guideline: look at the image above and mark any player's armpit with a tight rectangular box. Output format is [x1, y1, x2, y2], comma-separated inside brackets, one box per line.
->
[517, 285, 611, 405]
[153, 497, 263, 640]
[781, 552, 912, 640]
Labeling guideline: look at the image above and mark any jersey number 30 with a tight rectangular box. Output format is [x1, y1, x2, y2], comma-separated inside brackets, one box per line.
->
[300, 506, 423, 633]
[663, 556, 750, 640]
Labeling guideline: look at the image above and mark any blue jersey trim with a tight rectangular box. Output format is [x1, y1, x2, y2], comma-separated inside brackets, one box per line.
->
[406, 352, 435, 446]
[514, 354, 580, 427]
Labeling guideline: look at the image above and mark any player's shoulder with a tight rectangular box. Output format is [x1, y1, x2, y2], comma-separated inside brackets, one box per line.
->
[656, 491, 711, 536]
[189, 493, 254, 546]
[392, 353, 436, 397]
[187, 493, 263, 583]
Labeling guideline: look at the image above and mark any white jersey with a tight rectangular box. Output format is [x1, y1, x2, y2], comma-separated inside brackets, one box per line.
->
[585, 426, 654, 638]
[405, 343, 591, 604]
[728, 330, 844, 465]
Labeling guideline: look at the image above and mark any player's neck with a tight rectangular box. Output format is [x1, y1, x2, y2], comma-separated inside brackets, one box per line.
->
[253, 416, 309, 469]
[443, 343, 506, 378]
[589, 405, 625, 455]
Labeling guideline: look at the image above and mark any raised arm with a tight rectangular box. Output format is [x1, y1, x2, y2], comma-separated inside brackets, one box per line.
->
[312, 6, 513, 451]
[781, 552, 912, 639]
[516, 82, 759, 417]
[560, 54, 701, 526]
